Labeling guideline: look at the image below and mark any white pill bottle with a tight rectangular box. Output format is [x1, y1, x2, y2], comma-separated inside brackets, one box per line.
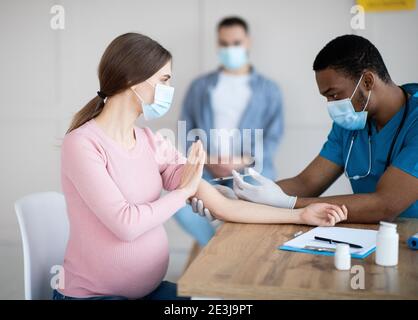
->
[334, 243, 351, 270]
[375, 221, 399, 267]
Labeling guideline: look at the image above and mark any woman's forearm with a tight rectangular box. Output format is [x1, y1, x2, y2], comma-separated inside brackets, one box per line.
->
[195, 180, 303, 224]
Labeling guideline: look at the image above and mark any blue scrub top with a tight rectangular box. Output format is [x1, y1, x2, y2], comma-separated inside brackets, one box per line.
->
[320, 83, 418, 218]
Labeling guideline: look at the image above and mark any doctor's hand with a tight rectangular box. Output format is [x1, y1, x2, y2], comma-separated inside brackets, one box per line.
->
[178, 140, 206, 198]
[188, 185, 237, 221]
[299, 203, 348, 227]
[232, 168, 297, 209]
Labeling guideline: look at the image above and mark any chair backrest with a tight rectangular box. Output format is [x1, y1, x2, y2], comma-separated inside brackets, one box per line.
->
[15, 192, 69, 300]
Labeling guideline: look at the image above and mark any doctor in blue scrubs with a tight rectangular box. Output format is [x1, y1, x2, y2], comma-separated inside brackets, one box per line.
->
[193, 35, 418, 222]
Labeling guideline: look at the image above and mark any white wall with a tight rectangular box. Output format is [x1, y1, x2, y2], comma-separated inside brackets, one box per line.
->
[0, 0, 417, 298]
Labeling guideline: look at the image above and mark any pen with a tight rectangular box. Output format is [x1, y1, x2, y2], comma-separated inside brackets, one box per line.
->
[304, 245, 336, 253]
[293, 231, 303, 238]
[314, 236, 363, 249]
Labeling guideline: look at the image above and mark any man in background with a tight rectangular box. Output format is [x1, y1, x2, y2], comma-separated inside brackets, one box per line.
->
[175, 16, 284, 246]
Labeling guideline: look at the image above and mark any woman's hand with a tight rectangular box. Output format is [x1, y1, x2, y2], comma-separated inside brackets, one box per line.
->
[298, 203, 348, 226]
[178, 140, 206, 198]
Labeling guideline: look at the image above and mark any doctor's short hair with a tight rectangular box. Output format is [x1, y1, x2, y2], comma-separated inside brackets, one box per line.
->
[217, 16, 249, 34]
[313, 34, 391, 83]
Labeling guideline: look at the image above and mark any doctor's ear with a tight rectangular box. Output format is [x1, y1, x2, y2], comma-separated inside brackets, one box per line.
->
[363, 72, 375, 91]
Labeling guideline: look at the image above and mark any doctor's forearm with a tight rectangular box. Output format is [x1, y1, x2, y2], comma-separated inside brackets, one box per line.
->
[278, 156, 344, 197]
[295, 194, 389, 223]
[278, 176, 319, 197]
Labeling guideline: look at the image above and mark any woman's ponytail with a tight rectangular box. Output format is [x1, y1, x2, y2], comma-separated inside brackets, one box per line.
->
[66, 95, 105, 134]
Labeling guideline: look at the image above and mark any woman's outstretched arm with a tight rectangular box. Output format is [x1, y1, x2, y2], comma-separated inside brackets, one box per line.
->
[194, 180, 348, 226]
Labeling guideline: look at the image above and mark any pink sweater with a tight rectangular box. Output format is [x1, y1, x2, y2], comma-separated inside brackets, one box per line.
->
[60, 119, 187, 299]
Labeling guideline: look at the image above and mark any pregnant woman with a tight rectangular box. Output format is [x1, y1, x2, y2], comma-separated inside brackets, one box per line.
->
[56, 33, 347, 300]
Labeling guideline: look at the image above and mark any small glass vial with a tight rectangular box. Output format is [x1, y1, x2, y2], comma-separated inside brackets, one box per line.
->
[375, 221, 399, 267]
[334, 243, 351, 270]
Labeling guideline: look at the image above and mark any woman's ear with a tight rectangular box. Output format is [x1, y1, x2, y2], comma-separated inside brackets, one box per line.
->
[131, 81, 153, 102]
[130, 83, 139, 94]
[363, 71, 375, 91]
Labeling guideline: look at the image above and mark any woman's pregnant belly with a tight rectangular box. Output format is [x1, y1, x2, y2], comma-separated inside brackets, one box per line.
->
[62, 225, 170, 299]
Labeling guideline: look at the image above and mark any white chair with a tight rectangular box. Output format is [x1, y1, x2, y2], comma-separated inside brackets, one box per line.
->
[15, 192, 69, 300]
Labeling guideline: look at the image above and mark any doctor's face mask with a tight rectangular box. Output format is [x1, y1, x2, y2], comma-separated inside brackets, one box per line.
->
[326, 73, 372, 131]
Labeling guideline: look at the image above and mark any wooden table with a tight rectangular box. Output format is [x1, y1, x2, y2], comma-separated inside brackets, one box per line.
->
[178, 219, 418, 299]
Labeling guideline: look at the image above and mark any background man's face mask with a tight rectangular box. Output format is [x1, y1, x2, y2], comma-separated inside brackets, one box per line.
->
[218, 46, 248, 70]
[132, 80, 175, 120]
[327, 73, 372, 130]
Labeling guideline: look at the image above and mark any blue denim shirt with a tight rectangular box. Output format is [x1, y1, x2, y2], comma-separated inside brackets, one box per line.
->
[179, 68, 284, 179]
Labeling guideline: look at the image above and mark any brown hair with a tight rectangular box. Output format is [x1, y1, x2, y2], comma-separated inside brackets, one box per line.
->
[67, 33, 172, 133]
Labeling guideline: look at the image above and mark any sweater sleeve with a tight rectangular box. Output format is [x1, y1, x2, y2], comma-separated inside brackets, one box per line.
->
[61, 132, 188, 242]
[143, 127, 186, 191]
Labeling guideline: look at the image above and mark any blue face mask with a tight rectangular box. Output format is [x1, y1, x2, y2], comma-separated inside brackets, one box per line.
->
[132, 81, 175, 121]
[327, 74, 371, 130]
[218, 46, 248, 70]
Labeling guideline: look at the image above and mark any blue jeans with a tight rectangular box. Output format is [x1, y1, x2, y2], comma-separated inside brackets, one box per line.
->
[52, 281, 190, 300]
[174, 205, 216, 246]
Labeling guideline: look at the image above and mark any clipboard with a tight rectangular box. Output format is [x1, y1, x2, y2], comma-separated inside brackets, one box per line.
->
[278, 226, 377, 259]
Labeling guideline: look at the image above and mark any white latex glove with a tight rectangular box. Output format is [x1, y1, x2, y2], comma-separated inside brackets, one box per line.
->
[188, 185, 238, 220]
[232, 168, 297, 209]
